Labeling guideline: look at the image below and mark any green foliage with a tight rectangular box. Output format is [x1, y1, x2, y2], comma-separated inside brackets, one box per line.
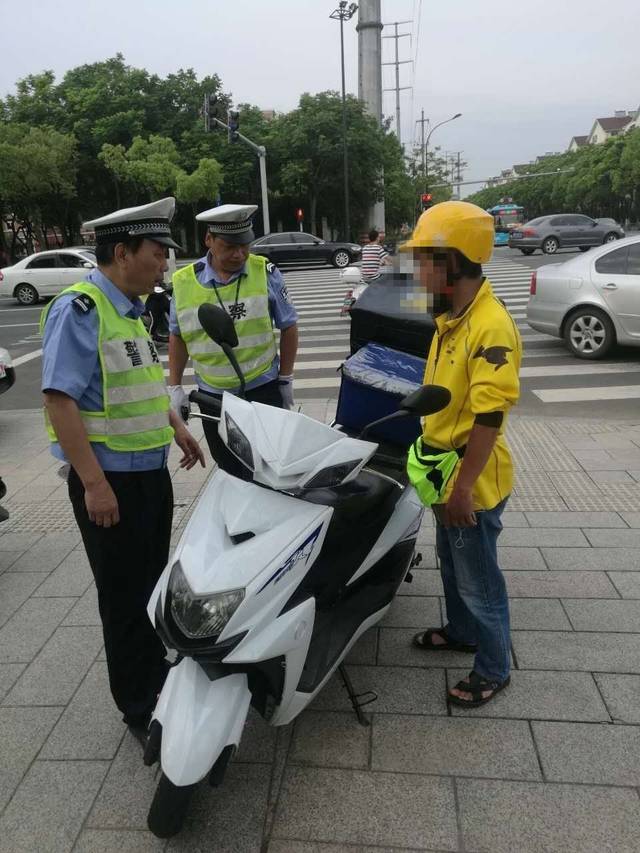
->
[176, 158, 224, 204]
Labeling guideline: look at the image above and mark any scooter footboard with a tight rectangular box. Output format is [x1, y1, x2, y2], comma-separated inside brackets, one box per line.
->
[153, 658, 251, 786]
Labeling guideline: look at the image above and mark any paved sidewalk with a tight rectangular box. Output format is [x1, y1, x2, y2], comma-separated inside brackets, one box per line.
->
[2, 402, 640, 852]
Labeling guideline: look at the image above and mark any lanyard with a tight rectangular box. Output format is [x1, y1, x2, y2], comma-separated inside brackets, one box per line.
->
[212, 275, 243, 322]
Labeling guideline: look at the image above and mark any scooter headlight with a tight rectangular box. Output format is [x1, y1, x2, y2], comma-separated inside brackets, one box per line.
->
[224, 412, 254, 471]
[303, 459, 361, 490]
[169, 561, 244, 640]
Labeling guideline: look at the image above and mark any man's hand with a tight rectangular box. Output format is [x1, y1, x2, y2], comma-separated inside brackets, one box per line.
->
[167, 385, 189, 421]
[444, 485, 477, 528]
[278, 374, 295, 410]
[85, 478, 120, 527]
[173, 424, 206, 470]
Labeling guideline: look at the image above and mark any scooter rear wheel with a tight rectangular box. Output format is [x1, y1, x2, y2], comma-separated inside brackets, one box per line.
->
[147, 773, 197, 838]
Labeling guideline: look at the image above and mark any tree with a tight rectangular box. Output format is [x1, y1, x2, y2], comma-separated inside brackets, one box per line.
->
[0, 123, 77, 258]
[176, 158, 224, 252]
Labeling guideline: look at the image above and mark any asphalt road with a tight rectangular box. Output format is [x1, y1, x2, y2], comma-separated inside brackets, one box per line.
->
[2, 246, 640, 419]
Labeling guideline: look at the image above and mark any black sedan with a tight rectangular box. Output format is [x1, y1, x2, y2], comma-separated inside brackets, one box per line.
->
[250, 232, 361, 268]
[509, 214, 625, 255]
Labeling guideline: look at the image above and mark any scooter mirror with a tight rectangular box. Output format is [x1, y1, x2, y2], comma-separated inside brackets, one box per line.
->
[400, 384, 451, 417]
[198, 304, 239, 348]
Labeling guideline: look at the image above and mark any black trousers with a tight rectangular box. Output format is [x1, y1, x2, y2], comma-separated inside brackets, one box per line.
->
[199, 380, 283, 479]
[68, 466, 173, 727]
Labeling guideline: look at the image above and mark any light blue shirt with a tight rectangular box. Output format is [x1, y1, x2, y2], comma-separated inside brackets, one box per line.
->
[169, 253, 298, 393]
[41, 268, 170, 471]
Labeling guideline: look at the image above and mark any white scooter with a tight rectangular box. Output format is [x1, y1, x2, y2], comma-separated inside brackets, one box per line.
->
[144, 304, 450, 838]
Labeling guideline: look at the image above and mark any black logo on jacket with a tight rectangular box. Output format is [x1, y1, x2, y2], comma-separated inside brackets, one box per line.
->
[473, 344, 512, 371]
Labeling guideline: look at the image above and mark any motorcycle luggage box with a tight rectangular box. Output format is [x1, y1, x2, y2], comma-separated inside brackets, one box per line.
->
[336, 342, 426, 447]
[349, 273, 435, 358]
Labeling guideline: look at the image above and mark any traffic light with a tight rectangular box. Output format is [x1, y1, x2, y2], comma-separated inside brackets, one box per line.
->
[421, 192, 433, 210]
[203, 94, 218, 132]
[228, 110, 240, 144]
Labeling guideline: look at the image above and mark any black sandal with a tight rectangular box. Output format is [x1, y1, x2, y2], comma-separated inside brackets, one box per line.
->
[448, 670, 511, 708]
[412, 627, 477, 653]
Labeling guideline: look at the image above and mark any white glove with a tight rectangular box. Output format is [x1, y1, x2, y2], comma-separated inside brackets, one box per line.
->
[168, 385, 189, 421]
[278, 375, 295, 410]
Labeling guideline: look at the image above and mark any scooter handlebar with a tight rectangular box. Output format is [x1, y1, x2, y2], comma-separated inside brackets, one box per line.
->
[188, 390, 222, 417]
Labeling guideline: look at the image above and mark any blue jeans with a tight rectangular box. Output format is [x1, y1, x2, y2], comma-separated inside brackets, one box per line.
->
[437, 497, 511, 682]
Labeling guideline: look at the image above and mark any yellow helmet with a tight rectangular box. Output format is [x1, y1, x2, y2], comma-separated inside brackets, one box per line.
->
[401, 200, 495, 264]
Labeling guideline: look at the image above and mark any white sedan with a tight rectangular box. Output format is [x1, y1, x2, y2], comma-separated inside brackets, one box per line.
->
[0, 248, 96, 305]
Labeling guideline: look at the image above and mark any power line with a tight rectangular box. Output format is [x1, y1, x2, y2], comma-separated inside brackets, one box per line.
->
[382, 20, 412, 146]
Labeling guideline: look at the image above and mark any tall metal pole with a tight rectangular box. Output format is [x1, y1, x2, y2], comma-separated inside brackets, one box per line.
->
[258, 148, 270, 235]
[357, 0, 385, 231]
[340, 15, 350, 241]
[424, 113, 462, 193]
[382, 21, 412, 148]
[420, 110, 426, 179]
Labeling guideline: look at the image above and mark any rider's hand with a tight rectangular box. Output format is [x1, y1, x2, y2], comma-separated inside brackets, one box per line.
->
[278, 375, 295, 410]
[85, 477, 120, 528]
[444, 485, 477, 528]
[168, 385, 189, 421]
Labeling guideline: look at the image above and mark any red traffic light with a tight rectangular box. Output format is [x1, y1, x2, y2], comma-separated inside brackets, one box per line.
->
[296, 208, 304, 221]
[421, 193, 433, 204]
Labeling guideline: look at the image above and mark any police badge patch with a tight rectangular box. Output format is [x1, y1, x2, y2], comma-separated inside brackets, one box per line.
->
[280, 286, 291, 304]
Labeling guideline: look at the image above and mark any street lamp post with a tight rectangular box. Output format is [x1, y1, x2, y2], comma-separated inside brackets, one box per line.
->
[424, 113, 462, 193]
[330, 1, 358, 241]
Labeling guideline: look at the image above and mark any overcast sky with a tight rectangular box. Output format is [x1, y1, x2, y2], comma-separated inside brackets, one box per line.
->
[2, 0, 639, 194]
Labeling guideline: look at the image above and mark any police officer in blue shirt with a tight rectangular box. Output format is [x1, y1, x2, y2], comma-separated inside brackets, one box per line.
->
[41, 198, 205, 745]
[167, 204, 298, 476]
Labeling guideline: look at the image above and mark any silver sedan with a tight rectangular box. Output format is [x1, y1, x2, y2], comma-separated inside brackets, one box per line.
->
[526, 235, 640, 359]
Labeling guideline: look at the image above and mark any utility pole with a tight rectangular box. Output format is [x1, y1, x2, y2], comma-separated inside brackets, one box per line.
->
[456, 151, 462, 199]
[357, 0, 385, 232]
[382, 21, 412, 146]
[416, 110, 428, 179]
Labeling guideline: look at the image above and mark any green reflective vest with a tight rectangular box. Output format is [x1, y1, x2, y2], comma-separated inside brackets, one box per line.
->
[173, 256, 277, 390]
[40, 283, 173, 452]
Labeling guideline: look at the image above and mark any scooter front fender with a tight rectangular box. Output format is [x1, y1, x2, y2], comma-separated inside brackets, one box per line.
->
[153, 657, 251, 786]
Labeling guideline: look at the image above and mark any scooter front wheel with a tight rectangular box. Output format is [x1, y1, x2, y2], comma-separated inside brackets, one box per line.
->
[147, 773, 198, 838]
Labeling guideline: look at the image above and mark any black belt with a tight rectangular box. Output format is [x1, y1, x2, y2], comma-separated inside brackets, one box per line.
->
[420, 441, 466, 458]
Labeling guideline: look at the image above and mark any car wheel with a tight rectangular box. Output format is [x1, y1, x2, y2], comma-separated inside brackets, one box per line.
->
[579, 246, 590, 252]
[542, 237, 559, 255]
[603, 232, 618, 244]
[332, 250, 350, 268]
[563, 307, 615, 360]
[15, 283, 39, 305]
[520, 248, 535, 256]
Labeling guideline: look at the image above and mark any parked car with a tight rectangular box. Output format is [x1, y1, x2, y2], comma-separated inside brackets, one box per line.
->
[0, 249, 97, 305]
[526, 234, 640, 359]
[509, 214, 625, 256]
[251, 232, 361, 268]
[0, 347, 15, 395]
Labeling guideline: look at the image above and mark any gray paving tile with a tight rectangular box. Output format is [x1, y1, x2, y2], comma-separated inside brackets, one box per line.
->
[0, 760, 108, 853]
[268, 844, 427, 853]
[448, 668, 609, 721]
[0, 597, 75, 663]
[594, 674, 640, 723]
[0, 572, 48, 629]
[396, 569, 443, 597]
[290, 711, 370, 769]
[498, 547, 547, 571]
[380, 595, 440, 627]
[73, 830, 165, 853]
[542, 547, 639, 571]
[620, 511, 640, 527]
[505, 570, 617, 598]
[590, 470, 636, 484]
[87, 731, 161, 830]
[584, 528, 640, 548]
[0, 707, 62, 811]
[310, 665, 448, 716]
[513, 630, 640, 672]
[61, 584, 100, 626]
[345, 629, 378, 665]
[3, 626, 103, 706]
[0, 663, 25, 701]
[32, 551, 93, 597]
[372, 715, 540, 780]
[501, 511, 530, 527]
[378, 627, 483, 669]
[499, 528, 589, 547]
[40, 663, 124, 760]
[533, 721, 640, 785]
[234, 707, 278, 764]
[416, 527, 436, 545]
[273, 767, 457, 850]
[608, 572, 640, 598]
[458, 778, 640, 853]
[525, 511, 626, 528]
[8, 545, 76, 573]
[0, 533, 42, 551]
[508, 598, 572, 630]
[166, 763, 270, 853]
[0, 551, 22, 571]
[562, 598, 640, 632]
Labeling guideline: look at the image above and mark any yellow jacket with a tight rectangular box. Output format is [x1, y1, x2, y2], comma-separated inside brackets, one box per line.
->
[422, 279, 522, 510]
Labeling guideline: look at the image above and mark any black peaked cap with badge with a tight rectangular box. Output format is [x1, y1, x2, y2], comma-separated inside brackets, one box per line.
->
[196, 204, 258, 245]
[83, 197, 182, 250]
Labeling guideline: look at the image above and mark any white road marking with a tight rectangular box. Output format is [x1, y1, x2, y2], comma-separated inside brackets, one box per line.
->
[533, 385, 640, 403]
[12, 348, 43, 366]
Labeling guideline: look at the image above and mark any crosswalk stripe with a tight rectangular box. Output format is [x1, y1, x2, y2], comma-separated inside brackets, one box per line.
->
[533, 385, 640, 403]
[521, 362, 640, 378]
